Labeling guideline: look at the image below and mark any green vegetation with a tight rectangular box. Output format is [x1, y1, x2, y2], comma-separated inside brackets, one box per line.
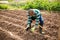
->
[0, 4, 18, 10]
[0, 4, 9, 9]
[0, 0, 60, 11]
[22, 0, 60, 11]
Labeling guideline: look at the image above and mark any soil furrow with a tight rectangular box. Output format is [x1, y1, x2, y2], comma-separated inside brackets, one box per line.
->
[0, 15, 27, 26]
[0, 12, 27, 21]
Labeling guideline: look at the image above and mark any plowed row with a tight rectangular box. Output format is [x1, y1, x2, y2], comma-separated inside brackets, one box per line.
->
[0, 10, 60, 40]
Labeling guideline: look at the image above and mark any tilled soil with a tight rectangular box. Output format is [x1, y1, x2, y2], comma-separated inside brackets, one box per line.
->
[0, 10, 60, 40]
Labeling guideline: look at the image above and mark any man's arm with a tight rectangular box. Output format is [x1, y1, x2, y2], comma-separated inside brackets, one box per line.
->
[34, 9, 41, 26]
[35, 14, 40, 27]
[27, 16, 32, 27]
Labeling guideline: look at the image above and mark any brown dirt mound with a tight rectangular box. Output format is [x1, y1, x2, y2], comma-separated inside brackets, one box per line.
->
[0, 10, 60, 40]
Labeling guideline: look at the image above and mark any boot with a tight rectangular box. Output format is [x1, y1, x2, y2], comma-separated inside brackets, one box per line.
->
[39, 27, 45, 34]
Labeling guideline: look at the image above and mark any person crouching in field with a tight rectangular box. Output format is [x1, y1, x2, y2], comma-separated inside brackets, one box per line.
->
[25, 9, 44, 34]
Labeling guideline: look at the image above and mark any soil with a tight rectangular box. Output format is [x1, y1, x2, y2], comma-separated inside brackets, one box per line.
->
[0, 10, 60, 40]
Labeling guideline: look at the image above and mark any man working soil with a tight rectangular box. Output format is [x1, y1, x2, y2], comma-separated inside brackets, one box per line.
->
[25, 9, 44, 34]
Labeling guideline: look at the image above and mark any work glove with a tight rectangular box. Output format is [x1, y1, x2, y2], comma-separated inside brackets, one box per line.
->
[30, 25, 36, 32]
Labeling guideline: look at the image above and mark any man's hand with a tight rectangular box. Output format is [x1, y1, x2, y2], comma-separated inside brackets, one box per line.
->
[39, 25, 47, 31]
[25, 24, 31, 31]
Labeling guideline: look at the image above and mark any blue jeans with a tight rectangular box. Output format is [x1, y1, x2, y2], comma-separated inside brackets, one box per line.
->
[39, 15, 44, 33]
[39, 15, 44, 26]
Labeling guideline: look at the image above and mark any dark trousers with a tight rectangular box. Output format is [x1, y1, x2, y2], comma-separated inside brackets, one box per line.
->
[39, 15, 44, 33]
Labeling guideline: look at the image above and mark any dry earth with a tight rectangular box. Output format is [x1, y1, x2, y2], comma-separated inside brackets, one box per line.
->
[0, 10, 60, 40]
